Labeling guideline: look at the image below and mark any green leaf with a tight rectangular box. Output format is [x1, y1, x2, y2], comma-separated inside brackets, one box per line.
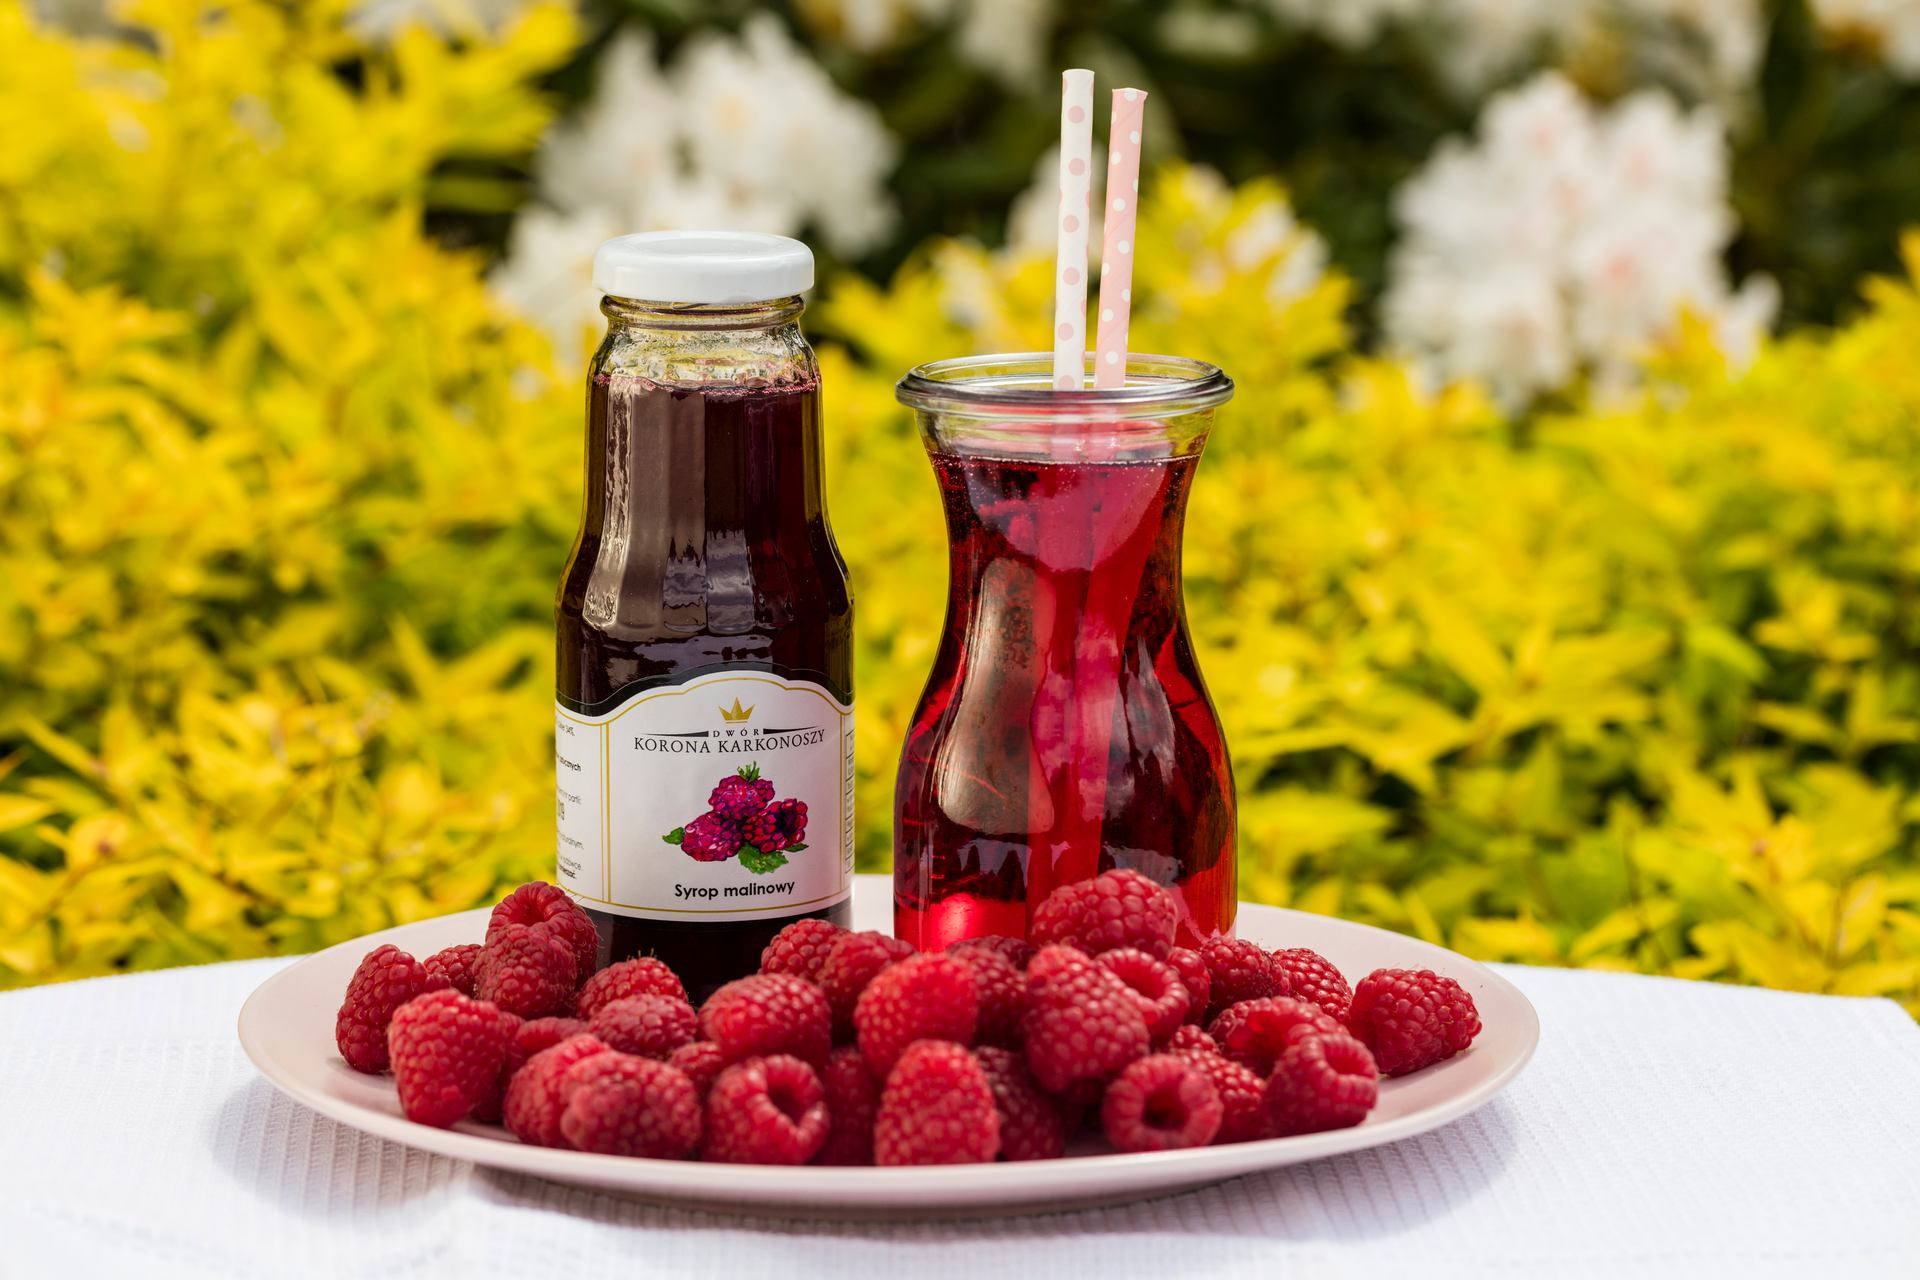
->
[0, 796, 54, 832]
[1753, 702, 1841, 748]
[18, 718, 99, 781]
[1412, 589, 1510, 696]
[785, 842, 807, 852]
[738, 762, 761, 781]
[739, 846, 789, 875]
[663, 827, 684, 845]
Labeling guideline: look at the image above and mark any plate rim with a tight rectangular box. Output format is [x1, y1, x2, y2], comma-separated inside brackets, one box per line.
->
[237, 881, 1539, 1208]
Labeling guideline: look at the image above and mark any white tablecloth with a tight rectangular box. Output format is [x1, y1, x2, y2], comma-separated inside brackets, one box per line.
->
[0, 957, 1916, 1280]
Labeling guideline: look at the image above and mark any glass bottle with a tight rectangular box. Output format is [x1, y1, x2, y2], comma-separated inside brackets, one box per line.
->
[555, 232, 854, 999]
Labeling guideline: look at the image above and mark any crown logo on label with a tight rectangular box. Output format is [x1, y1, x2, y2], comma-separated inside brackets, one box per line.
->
[719, 697, 755, 723]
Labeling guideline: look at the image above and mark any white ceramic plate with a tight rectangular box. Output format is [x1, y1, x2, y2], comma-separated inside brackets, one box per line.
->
[239, 874, 1537, 1215]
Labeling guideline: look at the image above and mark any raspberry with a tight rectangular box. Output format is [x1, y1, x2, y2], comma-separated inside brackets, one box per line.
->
[1095, 948, 1190, 1045]
[386, 990, 515, 1129]
[513, 1015, 589, 1062]
[1165, 1024, 1219, 1057]
[487, 881, 599, 979]
[740, 797, 808, 853]
[475, 922, 577, 1019]
[559, 1053, 702, 1158]
[668, 1039, 727, 1099]
[680, 811, 743, 862]
[703, 1055, 830, 1164]
[974, 1046, 1068, 1161]
[587, 995, 698, 1059]
[1211, 997, 1342, 1076]
[503, 1033, 608, 1147]
[576, 956, 688, 1019]
[874, 1041, 1000, 1166]
[700, 973, 832, 1067]
[336, 944, 444, 1073]
[1101, 1053, 1222, 1153]
[855, 953, 978, 1077]
[759, 917, 845, 983]
[1166, 947, 1211, 1024]
[949, 944, 1025, 1048]
[814, 1046, 878, 1166]
[1174, 1048, 1267, 1143]
[423, 944, 483, 998]
[1026, 941, 1093, 985]
[818, 929, 915, 1038]
[475, 1014, 580, 1124]
[708, 764, 775, 821]
[1021, 945, 1151, 1096]
[1264, 1031, 1378, 1136]
[1199, 936, 1289, 1019]
[948, 933, 1035, 970]
[1346, 968, 1482, 1076]
[1274, 947, 1353, 1023]
[1030, 869, 1178, 960]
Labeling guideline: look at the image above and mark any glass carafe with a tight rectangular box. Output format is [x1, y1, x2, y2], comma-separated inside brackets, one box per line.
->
[892, 353, 1236, 951]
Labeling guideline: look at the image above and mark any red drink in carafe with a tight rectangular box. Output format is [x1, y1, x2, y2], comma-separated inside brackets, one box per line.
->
[893, 356, 1237, 951]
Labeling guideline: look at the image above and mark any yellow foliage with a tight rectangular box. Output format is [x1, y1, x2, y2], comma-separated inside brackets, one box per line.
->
[820, 181, 1920, 1017]
[0, 0, 578, 982]
[2, 2, 1918, 1018]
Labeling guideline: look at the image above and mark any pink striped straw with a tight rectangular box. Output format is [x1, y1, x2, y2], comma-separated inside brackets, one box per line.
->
[1094, 87, 1146, 389]
[1052, 69, 1096, 390]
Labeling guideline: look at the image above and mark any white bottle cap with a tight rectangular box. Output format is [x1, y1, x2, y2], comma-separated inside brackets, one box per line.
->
[592, 231, 814, 304]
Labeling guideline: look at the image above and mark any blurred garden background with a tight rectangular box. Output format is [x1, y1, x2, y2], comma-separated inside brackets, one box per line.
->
[2, 0, 1918, 1013]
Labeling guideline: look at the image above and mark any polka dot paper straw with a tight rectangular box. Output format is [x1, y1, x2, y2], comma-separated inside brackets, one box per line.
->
[1052, 68, 1096, 390]
[1094, 87, 1146, 389]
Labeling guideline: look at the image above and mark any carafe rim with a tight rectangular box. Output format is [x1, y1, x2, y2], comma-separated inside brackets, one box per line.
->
[896, 352, 1233, 419]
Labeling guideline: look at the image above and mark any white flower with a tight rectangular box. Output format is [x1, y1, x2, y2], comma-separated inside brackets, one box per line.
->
[1438, 0, 1583, 93]
[533, 32, 678, 219]
[640, 171, 804, 242]
[1261, 0, 1423, 48]
[498, 16, 899, 352]
[1391, 260, 1575, 401]
[1261, 0, 1570, 88]
[1260, 0, 1766, 102]
[1710, 274, 1781, 367]
[1006, 147, 1101, 259]
[1620, 0, 1769, 94]
[490, 203, 623, 361]
[670, 16, 898, 255]
[1156, 8, 1268, 58]
[1221, 189, 1329, 302]
[1810, 0, 1920, 76]
[955, 0, 1053, 84]
[32, 0, 554, 44]
[1008, 157, 1326, 306]
[931, 241, 1003, 332]
[796, 0, 1054, 83]
[348, 0, 542, 38]
[818, 0, 927, 51]
[1384, 71, 1774, 406]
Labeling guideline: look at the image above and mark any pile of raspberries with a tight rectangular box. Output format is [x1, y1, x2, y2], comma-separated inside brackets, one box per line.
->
[336, 871, 1482, 1165]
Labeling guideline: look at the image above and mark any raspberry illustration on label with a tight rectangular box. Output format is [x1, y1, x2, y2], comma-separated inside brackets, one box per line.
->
[661, 763, 810, 874]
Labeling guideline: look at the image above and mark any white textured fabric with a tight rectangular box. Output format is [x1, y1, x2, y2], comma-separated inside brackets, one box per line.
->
[0, 960, 1916, 1280]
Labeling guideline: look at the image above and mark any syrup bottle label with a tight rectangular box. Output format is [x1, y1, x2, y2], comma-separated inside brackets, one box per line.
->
[555, 668, 854, 921]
